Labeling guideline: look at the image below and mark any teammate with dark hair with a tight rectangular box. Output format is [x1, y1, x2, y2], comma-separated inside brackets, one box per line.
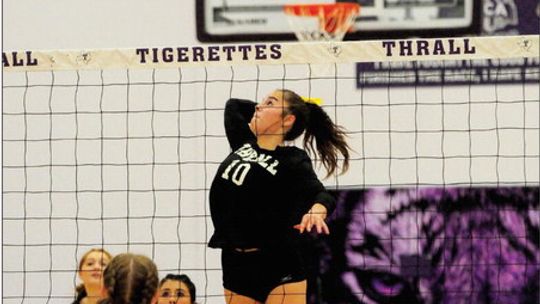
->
[157, 274, 197, 304]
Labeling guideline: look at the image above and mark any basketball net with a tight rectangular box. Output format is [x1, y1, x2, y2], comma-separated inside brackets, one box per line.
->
[283, 3, 361, 78]
[283, 3, 361, 42]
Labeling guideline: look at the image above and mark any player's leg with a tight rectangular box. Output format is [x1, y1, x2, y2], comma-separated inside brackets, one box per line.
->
[265, 280, 307, 304]
[224, 288, 262, 304]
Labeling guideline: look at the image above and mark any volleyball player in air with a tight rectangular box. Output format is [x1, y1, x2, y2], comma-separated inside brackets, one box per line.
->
[208, 89, 350, 304]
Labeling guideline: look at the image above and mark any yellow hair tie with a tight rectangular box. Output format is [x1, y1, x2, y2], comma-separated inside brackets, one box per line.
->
[302, 97, 323, 106]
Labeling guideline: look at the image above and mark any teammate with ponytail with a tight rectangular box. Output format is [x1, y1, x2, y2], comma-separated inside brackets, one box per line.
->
[209, 89, 350, 304]
[98, 253, 159, 304]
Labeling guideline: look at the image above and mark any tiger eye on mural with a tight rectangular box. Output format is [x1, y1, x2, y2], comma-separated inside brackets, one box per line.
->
[309, 187, 539, 304]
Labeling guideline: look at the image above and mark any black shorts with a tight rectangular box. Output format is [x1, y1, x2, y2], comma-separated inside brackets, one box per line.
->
[221, 247, 306, 302]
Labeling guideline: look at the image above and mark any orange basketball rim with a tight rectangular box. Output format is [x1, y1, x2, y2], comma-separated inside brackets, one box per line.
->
[284, 2, 361, 40]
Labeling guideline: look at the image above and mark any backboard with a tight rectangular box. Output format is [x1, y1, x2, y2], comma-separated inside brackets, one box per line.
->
[196, 0, 481, 42]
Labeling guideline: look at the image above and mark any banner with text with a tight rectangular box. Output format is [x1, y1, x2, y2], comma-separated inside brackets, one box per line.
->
[356, 0, 539, 87]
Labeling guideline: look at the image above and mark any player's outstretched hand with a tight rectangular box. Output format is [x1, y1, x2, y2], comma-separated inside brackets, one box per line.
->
[294, 203, 329, 235]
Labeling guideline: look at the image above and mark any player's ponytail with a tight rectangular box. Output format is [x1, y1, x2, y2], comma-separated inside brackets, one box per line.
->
[281, 89, 350, 177]
[99, 253, 158, 304]
[303, 102, 350, 177]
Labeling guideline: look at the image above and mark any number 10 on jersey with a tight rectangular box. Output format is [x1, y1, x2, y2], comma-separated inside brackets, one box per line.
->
[221, 160, 251, 186]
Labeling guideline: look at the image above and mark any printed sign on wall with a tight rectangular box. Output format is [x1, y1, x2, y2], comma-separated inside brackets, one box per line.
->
[356, 0, 540, 87]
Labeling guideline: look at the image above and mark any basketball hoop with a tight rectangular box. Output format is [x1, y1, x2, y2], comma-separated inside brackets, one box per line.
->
[283, 3, 361, 41]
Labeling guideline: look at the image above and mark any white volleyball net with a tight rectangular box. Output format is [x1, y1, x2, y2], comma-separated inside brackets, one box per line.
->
[2, 35, 539, 303]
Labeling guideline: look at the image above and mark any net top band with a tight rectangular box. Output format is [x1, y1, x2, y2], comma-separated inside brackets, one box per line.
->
[3, 35, 538, 72]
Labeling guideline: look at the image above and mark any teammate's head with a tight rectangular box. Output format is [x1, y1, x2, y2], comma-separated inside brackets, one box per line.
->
[157, 274, 197, 304]
[75, 248, 112, 302]
[99, 253, 159, 304]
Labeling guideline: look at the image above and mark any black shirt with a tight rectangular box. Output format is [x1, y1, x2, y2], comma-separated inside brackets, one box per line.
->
[208, 99, 335, 249]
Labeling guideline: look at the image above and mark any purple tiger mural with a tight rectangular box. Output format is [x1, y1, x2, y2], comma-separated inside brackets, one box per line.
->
[308, 187, 539, 304]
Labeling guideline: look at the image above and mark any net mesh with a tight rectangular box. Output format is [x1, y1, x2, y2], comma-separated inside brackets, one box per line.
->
[2, 37, 539, 303]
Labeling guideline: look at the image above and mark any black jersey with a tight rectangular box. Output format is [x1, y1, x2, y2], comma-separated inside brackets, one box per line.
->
[208, 98, 335, 249]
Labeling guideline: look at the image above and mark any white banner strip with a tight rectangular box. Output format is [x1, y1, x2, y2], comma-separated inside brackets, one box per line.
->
[3, 35, 539, 72]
